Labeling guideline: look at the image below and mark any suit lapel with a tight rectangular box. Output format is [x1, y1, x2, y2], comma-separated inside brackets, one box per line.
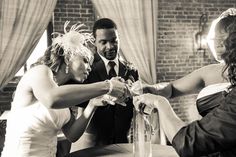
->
[93, 53, 127, 80]
[94, 60, 108, 80]
[118, 61, 127, 77]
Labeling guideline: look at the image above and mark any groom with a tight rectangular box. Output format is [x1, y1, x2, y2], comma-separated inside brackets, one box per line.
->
[81, 18, 139, 146]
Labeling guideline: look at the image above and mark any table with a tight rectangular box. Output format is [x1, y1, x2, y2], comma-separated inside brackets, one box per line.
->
[66, 143, 179, 157]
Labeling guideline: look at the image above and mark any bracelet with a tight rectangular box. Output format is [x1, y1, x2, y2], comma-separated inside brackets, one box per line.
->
[106, 80, 113, 95]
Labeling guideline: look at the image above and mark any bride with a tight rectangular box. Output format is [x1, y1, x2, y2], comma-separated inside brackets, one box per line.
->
[1, 21, 128, 157]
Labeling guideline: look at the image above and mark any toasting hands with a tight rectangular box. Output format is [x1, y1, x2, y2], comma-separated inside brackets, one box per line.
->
[100, 77, 140, 106]
[133, 94, 170, 115]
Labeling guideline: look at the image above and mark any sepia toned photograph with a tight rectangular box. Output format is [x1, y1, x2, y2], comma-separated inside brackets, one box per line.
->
[0, 0, 236, 156]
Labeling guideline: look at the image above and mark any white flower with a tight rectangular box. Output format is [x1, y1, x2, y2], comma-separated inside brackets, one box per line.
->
[124, 61, 137, 71]
[51, 21, 95, 57]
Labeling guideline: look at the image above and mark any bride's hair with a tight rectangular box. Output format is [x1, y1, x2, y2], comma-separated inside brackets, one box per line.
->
[31, 45, 66, 73]
[31, 21, 95, 74]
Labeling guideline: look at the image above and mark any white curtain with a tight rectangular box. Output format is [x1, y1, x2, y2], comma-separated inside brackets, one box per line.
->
[92, 0, 157, 84]
[0, 0, 57, 88]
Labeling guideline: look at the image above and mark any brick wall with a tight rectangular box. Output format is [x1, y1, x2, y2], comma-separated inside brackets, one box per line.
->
[53, 0, 95, 33]
[156, 0, 236, 122]
[0, 77, 20, 154]
[0, 77, 20, 112]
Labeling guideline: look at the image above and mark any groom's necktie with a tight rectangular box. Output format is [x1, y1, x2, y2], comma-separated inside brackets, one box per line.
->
[108, 61, 117, 79]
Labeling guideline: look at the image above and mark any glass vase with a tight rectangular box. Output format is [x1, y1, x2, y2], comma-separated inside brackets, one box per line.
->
[133, 109, 152, 157]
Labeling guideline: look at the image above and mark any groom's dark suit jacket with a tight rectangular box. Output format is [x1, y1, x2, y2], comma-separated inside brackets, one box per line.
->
[83, 53, 139, 146]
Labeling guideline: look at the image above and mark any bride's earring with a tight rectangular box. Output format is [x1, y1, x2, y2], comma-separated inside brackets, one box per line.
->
[65, 65, 69, 74]
[65, 55, 70, 74]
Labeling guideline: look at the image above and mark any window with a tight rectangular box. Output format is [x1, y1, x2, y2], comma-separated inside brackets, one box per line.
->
[15, 21, 53, 76]
[15, 31, 47, 76]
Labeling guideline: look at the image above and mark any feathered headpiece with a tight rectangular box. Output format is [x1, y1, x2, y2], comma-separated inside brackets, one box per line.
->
[51, 21, 95, 57]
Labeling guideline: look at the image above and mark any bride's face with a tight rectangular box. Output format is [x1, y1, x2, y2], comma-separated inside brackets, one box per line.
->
[69, 54, 93, 82]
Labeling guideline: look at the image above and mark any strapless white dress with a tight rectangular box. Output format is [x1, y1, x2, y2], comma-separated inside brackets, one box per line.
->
[1, 102, 70, 157]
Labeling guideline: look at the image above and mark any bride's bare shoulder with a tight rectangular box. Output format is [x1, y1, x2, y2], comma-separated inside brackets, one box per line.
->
[26, 65, 52, 76]
[20, 65, 53, 84]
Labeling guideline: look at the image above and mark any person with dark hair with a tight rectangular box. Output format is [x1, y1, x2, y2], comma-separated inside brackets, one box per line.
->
[70, 18, 139, 150]
[133, 9, 236, 157]
[135, 8, 236, 118]
[92, 18, 117, 38]
[1, 21, 128, 157]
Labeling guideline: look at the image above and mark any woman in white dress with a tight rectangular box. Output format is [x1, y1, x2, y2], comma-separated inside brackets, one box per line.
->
[1, 21, 127, 157]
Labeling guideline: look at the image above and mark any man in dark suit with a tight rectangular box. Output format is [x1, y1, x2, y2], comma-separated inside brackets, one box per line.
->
[79, 18, 139, 146]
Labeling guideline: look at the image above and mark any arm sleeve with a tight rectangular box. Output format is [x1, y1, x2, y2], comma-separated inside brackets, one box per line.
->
[172, 88, 236, 157]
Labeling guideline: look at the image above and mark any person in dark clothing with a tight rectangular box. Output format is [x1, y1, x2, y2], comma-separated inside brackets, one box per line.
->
[133, 8, 236, 157]
[138, 9, 236, 118]
[70, 18, 139, 151]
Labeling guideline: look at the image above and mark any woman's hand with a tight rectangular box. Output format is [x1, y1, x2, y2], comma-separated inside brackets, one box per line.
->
[129, 80, 143, 96]
[88, 95, 127, 107]
[88, 96, 109, 107]
[108, 77, 129, 99]
[133, 94, 156, 114]
[133, 94, 169, 114]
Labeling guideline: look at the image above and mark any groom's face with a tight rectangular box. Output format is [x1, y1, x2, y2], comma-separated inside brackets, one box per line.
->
[95, 28, 119, 60]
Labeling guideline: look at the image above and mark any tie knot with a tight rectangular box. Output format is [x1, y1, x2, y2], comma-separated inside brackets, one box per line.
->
[108, 61, 117, 78]
[108, 61, 116, 68]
